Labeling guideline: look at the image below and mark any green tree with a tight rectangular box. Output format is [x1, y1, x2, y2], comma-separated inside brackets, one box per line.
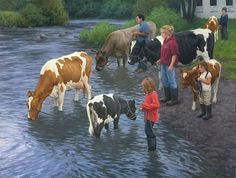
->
[20, 3, 46, 27]
[133, 0, 167, 17]
[33, 0, 69, 25]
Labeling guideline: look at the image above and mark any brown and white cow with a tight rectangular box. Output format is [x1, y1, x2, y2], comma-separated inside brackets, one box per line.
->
[204, 16, 219, 42]
[27, 51, 93, 120]
[95, 21, 156, 71]
[180, 59, 221, 110]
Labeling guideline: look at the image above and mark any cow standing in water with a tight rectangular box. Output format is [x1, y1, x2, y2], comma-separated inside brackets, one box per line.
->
[128, 28, 215, 90]
[95, 21, 156, 71]
[180, 59, 221, 111]
[204, 16, 219, 42]
[87, 94, 136, 137]
[27, 52, 93, 120]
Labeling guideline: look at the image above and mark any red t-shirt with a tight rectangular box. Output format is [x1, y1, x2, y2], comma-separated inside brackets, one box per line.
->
[141, 91, 160, 123]
[160, 35, 179, 66]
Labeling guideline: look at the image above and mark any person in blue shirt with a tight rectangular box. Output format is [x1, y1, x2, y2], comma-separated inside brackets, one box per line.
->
[219, 7, 228, 40]
[133, 14, 150, 72]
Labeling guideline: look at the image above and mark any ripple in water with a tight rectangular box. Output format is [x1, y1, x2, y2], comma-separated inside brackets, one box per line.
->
[0, 20, 216, 178]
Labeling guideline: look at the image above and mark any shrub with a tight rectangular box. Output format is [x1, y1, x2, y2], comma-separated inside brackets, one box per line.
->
[20, 3, 45, 27]
[0, 11, 22, 27]
[35, 0, 69, 25]
[147, 7, 189, 34]
[100, 0, 133, 19]
[80, 22, 117, 46]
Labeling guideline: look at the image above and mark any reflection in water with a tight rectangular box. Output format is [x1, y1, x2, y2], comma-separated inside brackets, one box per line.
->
[0, 20, 216, 178]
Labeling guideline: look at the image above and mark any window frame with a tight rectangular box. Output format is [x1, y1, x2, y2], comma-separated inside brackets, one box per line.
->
[226, 0, 233, 6]
[210, 0, 217, 6]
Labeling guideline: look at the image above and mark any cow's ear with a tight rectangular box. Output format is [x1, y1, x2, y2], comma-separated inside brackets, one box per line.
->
[27, 91, 33, 97]
[102, 51, 106, 56]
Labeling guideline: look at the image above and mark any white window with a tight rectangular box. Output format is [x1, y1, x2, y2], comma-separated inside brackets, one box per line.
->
[196, 0, 203, 6]
[226, 0, 233, 6]
[210, 0, 217, 6]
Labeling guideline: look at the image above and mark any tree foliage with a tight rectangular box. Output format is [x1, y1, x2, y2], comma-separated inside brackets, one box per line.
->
[0, 0, 68, 27]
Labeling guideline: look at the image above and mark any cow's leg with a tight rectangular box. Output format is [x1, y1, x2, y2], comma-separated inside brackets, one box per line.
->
[53, 97, 59, 107]
[122, 55, 127, 68]
[113, 115, 120, 129]
[74, 89, 80, 101]
[191, 88, 197, 111]
[104, 123, 109, 130]
[117, 58, 122, 67]
[82, 76, 92, 100]
[58, 84, 66, 111]
[212, 76, 220, 103]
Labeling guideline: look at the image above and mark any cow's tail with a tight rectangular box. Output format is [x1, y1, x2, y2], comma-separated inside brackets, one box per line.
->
[86, 102, 95, 136]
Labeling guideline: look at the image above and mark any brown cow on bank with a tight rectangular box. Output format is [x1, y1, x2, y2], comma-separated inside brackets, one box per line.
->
[95, 21, 156, 71]
[204, 16, 219, 42]
[27, 51, 93, 120]
[180, 59, 221, 111]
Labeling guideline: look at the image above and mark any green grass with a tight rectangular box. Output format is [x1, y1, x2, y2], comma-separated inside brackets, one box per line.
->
[79, 22, 117, 46]
[214, 19, 236, 79]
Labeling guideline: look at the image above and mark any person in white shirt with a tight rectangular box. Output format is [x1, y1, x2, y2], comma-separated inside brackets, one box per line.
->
[197, 61, 212, 120]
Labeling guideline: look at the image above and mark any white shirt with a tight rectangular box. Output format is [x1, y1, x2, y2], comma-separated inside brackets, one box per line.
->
[200, 71, 212, 91]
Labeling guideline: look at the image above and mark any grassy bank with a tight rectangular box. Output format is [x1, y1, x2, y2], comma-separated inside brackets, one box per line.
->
[214, 19, 236, 79]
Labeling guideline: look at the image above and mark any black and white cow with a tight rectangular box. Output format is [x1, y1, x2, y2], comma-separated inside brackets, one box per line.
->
[128, 28, 215, 66]
[87, 94, 136, 137]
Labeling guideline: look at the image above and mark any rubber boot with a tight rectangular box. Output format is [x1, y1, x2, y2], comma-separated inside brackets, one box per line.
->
[203, 104, 212, 120]
[197, 104, 206, 118]
[166, 88, 178, 106]
[160, 87, 171, 103]
[147, 136, 156, 151]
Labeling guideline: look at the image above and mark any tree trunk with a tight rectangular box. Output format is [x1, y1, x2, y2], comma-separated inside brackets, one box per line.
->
[180, 0, 187, 19]
[180, 0, 196, 23]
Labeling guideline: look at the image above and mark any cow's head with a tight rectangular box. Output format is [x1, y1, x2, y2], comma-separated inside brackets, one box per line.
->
[95, 50, 108, 71]
[126, 99, 136, 120]
[128, 41, 145, 65]
[180, 68, 199, 89]
[27, 91, 43, 120]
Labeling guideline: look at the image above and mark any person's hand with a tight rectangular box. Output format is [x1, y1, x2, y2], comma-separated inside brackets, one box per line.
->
[154, 60, 160, 66]
[168, 65, 174, 71]
[197, 77, 201, 81]
[133, 32, 138, 36]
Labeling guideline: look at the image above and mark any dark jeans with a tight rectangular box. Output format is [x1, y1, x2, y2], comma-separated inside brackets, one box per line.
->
[145, 120, 155, 138]
[221, 27, 228, 40]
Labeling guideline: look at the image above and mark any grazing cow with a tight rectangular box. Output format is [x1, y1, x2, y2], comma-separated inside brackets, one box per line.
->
[180, 59, 221, 110]
[27, 52, 93, 120]
[129, 28, 215, 66]
[87, 94, 136, 137]
[95, 21, 156, 71]
[204, 16, 219, 42]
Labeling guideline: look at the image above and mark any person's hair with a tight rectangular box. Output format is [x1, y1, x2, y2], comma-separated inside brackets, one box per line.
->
[199, 61, 208, 72]
[141, 77, 156, 93]
[137, 14, 145, 21]
[222, 7, 227, 12]
[160, 25, 174, 36]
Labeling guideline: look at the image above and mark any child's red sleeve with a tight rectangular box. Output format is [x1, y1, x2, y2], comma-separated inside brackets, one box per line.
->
[141, 93, 160, 110]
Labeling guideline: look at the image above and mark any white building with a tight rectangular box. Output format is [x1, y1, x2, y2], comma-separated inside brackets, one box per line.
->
[195, 0, 236, 18]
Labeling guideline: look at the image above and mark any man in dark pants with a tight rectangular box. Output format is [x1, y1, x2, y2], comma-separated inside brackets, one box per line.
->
[219, 7, 228, 40]
[133, 14, 149, 72]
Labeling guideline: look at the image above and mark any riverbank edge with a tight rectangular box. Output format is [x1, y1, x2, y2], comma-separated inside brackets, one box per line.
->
[146, 66, 236, 178]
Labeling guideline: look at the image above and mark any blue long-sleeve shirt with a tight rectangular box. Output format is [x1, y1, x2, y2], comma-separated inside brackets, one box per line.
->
[219, 15, 228, 28]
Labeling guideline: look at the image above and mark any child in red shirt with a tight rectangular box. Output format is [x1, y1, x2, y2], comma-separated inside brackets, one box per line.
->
[140, 77, 160, 151]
